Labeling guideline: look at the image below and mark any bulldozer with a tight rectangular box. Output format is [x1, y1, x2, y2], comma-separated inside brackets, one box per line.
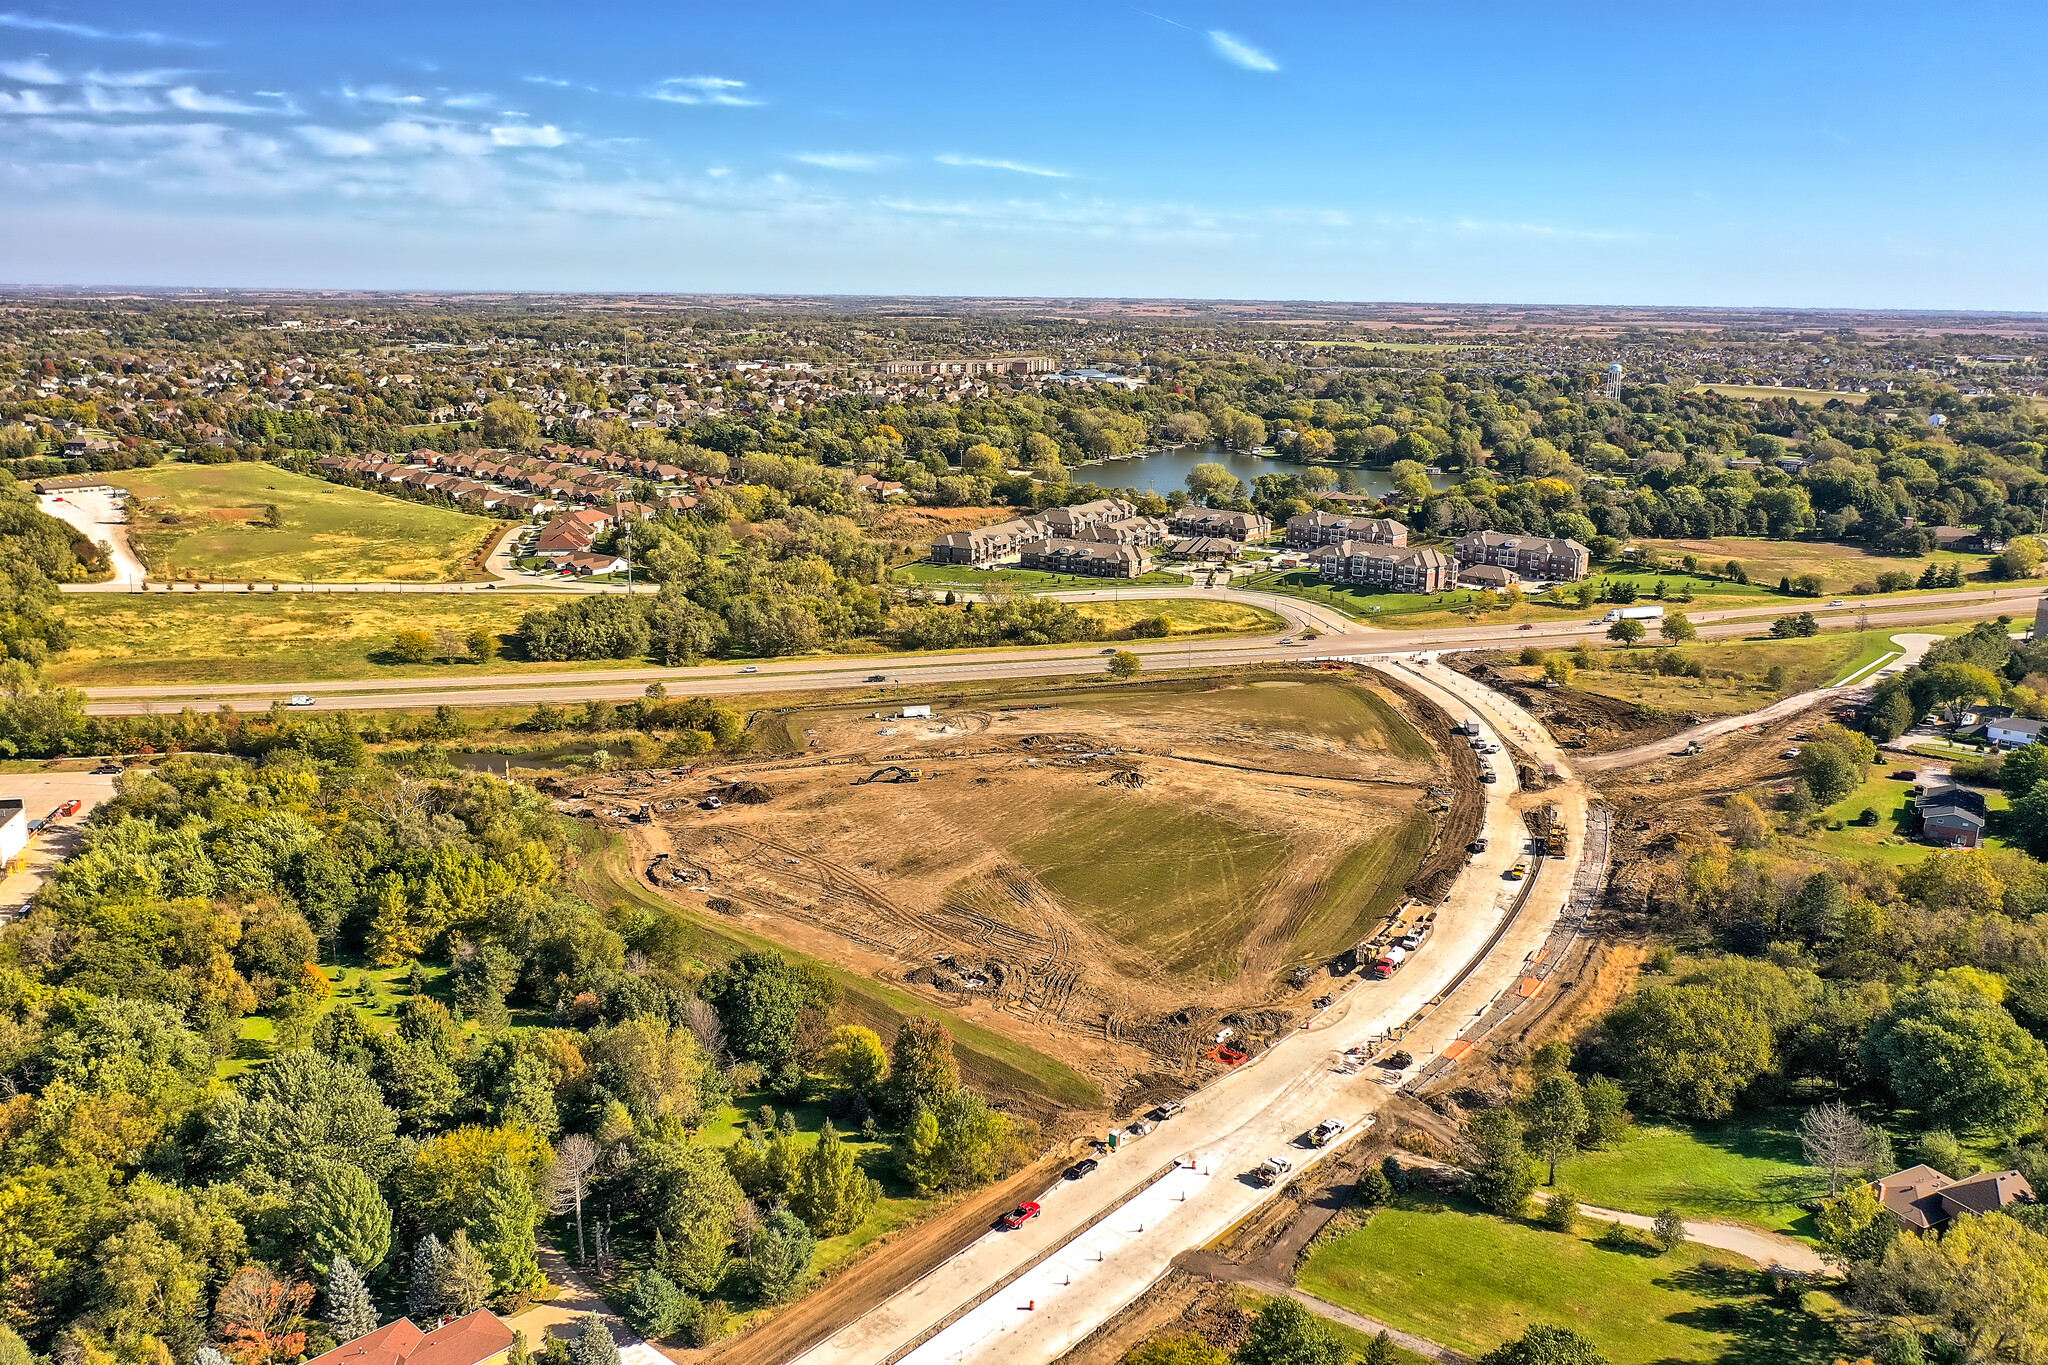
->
[854, 765, 923, 785]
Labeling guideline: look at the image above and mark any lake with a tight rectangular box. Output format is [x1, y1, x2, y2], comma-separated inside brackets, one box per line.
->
[1071, 444, 1455, 499]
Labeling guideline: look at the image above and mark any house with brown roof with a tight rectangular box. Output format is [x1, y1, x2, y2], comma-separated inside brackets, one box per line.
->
[305, 1309, 514, 1365]
[1872, 1164, 2034, 1231]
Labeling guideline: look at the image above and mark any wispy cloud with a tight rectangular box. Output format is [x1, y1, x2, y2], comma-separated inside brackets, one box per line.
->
[441, 92, 493, 109]
[0, 56, 59, 83]
[1208, 30, 1278, 72]
[344, 84, 427, 106]
[490, 123, 566, 148]
[0, 11, 208, 45]
[649, 75, 760, 106]
[523, 75, 573, 88]
[167, 86, 268, 114]
[936, 153, 1066, 178]
[794, 152, 882, 171]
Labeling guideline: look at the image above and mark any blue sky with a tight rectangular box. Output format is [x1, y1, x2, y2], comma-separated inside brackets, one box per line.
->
[2, 1, 2045, 307]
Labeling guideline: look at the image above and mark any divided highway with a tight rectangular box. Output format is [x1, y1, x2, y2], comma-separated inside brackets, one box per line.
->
[76, 585, 2027, 716]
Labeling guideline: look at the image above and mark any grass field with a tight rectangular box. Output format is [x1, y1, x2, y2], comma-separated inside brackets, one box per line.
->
[1292, 808, 1434, 961]
[1551, 1114, 1823, 1235]
[1011, 795, 1291, 979]
[121, 462, 498, 582]
[1077, 599, 1287, 637]
[1553, 628, 1912, 714]
[1808, 768, 2013, 864]
[1689, 384, 1871, 406]
[1299, 1192, 1845, 1365]
[1625, 537, 1991, 595]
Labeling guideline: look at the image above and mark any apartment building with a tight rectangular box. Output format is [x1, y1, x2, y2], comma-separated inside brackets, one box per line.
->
[1284, 511, 1406, 549]
[1308, 541, 1455, 593]
[1453, 530, 1591, 582]
[1017, 538, 1154, 578]
[1165, 508, 1272, 542]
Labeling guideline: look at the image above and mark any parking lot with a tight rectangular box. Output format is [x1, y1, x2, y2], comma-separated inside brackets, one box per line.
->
[1, 771, 119, 918]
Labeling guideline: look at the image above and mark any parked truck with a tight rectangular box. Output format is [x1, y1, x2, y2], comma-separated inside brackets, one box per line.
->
[1252, 1156, 1294, 1186]
[1368, 946, 1409, 979]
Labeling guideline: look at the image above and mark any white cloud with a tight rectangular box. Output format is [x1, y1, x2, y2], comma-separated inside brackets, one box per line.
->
[1208, 31, 1278, 72]
[442, 92, 493, 109]
[0, 12, 208, 45]
[344, 84, 426, 106]
[168, 87, 268, 114]
[298, 125, 378, 157]
[523, 75, 572, 87]
[936, 153, 1066, 178]
[795, 152, 882, 171]
[0, 56, 59, 83]
[650, 75, 760, 106]
[0, 87, 59, 113]
[80, 84, 157, 113]
[83, 67, 184, 87]
[490, 123, 566, 147]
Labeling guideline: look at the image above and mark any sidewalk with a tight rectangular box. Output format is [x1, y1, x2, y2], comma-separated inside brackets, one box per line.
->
[1575, 1203, 1824, 1274]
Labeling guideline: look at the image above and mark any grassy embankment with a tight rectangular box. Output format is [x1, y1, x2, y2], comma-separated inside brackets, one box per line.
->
[895, 560, 1192, 589]
[1299, 1189, 1848, 1365]
[51, 594, 1285, 688]
[120, 461, 498, 582]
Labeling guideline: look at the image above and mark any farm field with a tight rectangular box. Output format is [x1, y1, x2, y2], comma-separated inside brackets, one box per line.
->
[49, 593, 1282, 687]
[1688, 383, 1871, 405]
[583, 672, 1449, 1101]
[1299, 1191, 1846, 1365]
[119, 461, 498, 582]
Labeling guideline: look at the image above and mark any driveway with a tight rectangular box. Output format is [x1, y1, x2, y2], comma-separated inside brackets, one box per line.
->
[1, 771, 117, 918]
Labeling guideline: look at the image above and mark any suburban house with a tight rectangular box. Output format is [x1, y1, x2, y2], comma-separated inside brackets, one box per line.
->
[1871, 1164, 2035, 1232]
[1930, 526, 1986, 552]
[1166, 508, 1272, 542]
[1308, 542, 1456, 594]
[1458, 563, 1523, 590]
[548, 552, 629, 577]
[1454, 530, 1591, 582]
[1916, 785, 1989, 848]
[1166, 535, 1244, 562]
[1017, 538, 1153, 578]
[1988, 717, 2045, 749]
[1284, 512, 1406, 549]
[305, 1309, 515, 1365]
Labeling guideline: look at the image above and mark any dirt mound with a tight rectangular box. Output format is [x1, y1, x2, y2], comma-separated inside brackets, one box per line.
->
[1098, 767, 1146, 789]
[1447, 652, 1690, 753]
[714, 780, 776, 805]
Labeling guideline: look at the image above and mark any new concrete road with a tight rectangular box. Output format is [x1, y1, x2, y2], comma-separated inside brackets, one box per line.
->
[76, 585, 2033, 717]
[794, 660, 1585, 1365]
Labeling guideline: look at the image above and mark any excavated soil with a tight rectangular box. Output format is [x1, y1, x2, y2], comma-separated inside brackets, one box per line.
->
[1444, 652, 1694, 753]
[562, 670, 1466, 1110]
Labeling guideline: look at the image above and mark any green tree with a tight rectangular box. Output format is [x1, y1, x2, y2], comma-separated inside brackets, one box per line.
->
[706, 951, 831, 1070]
[1185, 463, 1241, 505]
[436, 1229, 493, 1317]
[1540, 1187, 1580, 1233]
[297, 1160, 393, 1277]
[1129, 1334, 1229, 1365]
[1480, 1324, 1608, 1365]
[1522, 1073, 1589, 1184]
[1108, 650, 1142, 679]
[820, 1025, 888, 1096]
[1921, 662, 2006, 724]
[472, 1153, 547, 1309]
[747, 1207, 815, 1304]
[2011, 781, 2048, 860]
[1356, 1165, 1394, 1208]
[408, 1234, 448, 1321]
[1234, 1296, 1346, 1365]
[1465, 1108, 1538, 1216]
[1866, 982, 2048, 1136]
[465, 628, 500, 663]
[1606, 619, 1646, 645]
[791, 1122, 878, 1237]
[324, 1256, 378, 1341]
[205, 1049, 404, 1194]
[572, 1314, 621, 1365]
[1659, 612, 1696, 643]
[1652, 1208, 1687, 1253]
[481, 399, 541, 451]
[622, 1268, 695, 1339]
[1799, 741, 1862, 806]
[887, 1016, 961, 1119]
[1603, 982, 1776, 1119]
[1877, 1211, 2048, 1360]
[640, 1140, 744, 1294]
[1582, 1077, 1631, 1147]
[366, 875, 421, 967]
[392, 629, 436, 664]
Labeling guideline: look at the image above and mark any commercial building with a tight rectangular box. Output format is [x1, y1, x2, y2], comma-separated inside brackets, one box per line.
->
[1454, 530, 1591, 582]
[1017, 538, 1153, 578]
[1457, 564, 1523, 590]
[1307, 542, 1455, 594]
[1284, 512, 1406, 549]
[1165, 508, 1271, 542]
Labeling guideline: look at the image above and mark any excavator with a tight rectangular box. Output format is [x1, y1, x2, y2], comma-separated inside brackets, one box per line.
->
[853, 765, 923, 784]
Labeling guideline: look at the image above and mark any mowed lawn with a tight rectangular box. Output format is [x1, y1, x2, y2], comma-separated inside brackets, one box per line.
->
[1551, 1114, 1825, 1235]
[1011, 793, 1290, 979]
[1300, 1195, 1845, 1365]
[122, 462, 498, 582]
[1809, 768, 2012, 864]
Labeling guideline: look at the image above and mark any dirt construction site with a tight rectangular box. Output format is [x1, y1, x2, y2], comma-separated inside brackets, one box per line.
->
[560, 669, 1493, 1107]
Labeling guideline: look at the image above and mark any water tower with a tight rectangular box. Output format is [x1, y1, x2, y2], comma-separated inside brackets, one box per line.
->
[1606, 363, 1624, 400]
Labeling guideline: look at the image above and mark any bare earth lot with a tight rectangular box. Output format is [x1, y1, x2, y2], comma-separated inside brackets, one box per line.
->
[580, 672, 1449, 1103]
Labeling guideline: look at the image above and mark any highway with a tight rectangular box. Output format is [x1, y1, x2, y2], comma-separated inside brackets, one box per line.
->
[76, 584, 2032, 716]
[790, 658, 1586, 1365]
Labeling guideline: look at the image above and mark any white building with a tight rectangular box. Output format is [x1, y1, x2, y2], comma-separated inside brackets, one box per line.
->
[0, 800, 25, 867]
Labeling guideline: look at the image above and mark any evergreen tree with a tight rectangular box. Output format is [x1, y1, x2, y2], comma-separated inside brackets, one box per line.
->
[439, 1230, 495, 1317]
[572, 1315, 621, 1365]
[1235, 1296, 1346, 1365]
[300, 1159, 394, 1276]
[747, 1208, 816, 1304]
[368, 875, 422, 967]
[409, 1234, 449, 1321]
[791, 1122, 877, 1236]
[473, 1152, 547, 1307]
[886, 1016, 960, 1118]
[325, 1256, 379, 1341]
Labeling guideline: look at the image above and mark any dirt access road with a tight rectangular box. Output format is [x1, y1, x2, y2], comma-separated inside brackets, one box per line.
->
[39, 488, 146, 588]
[789, 660, 1586, 1365]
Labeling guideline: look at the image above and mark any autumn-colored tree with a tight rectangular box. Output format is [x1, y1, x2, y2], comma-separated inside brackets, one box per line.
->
[213, 1266, 313, 1365]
